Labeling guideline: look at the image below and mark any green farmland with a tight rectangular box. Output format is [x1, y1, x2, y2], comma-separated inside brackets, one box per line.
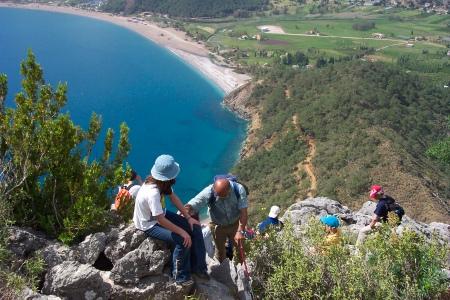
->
[192, 7, 449, 82]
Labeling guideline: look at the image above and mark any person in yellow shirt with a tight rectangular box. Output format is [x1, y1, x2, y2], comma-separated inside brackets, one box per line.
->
[320, 215, 341, 249]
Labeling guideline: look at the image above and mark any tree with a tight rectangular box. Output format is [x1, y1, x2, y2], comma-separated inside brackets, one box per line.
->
[0, 51, 130, 244]
[293, 51, 309, 67]
[315, 56, 327, 68]
[281, 53, 293, 65]
[427, 116, 450, 164]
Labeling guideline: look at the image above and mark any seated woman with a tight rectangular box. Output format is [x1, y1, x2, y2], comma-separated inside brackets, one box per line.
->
[133, 154, 208, 284]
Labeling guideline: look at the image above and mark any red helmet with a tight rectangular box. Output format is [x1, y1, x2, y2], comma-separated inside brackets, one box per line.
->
[369, 185, 384, 199]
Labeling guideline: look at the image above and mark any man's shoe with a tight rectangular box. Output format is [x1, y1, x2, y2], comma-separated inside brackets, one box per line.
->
[193, 272, 210, 282]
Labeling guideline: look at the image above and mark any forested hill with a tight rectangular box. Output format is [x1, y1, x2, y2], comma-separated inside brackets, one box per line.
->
[233, 61, 450, 224]
[101, 0, 269, 17]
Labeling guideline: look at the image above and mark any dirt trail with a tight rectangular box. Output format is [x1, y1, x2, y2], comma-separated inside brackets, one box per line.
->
[292, 115, 317, 198]
[267, 31, 405, 43]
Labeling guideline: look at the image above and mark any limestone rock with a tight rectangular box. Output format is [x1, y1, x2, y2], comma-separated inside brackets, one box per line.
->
[110, 239, 170, 284]
[281, 197, 351, 226]
[104, 224, 147, 264]
[39, 243, 79, 269]
[42, 261, 111, 299]
[21, 287, 62, 300]
[7, 227, 48, 257]
[208, 257, 238, 296]
[236, 264, 253, 300]
[78, 232, 107, 265]
[357, 201, 377, 216]
[429, 222, 450, 243]
[110, 275, 193, 300]
[195, 278, 235, 300]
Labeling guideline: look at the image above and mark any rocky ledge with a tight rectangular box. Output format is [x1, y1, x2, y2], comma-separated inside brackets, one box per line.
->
[222, 82, 254, 121]
[6, 197, 449, 299]
[7, 223, 250, 300]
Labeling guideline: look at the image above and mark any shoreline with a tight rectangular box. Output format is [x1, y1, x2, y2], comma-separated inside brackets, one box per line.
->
[0, 2, 251, 94]
[1, 2, 259, 170]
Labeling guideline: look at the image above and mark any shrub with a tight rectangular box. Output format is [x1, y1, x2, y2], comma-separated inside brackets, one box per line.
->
[426, 116, 450, 165]
[0, 51, 130, 244]
[248, 219, 449, 299]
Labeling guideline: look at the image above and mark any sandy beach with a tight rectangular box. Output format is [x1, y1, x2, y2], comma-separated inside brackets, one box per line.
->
[0, 2, 250, 94]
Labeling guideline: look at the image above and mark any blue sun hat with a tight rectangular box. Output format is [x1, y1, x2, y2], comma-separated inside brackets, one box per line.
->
[320, 215, 340, 228]
[151, 154, 180, 181]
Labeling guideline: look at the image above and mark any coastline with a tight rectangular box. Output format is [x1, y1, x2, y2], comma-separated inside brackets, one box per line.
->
[0, 2, 251, 94]
[1, 2, 260, 199]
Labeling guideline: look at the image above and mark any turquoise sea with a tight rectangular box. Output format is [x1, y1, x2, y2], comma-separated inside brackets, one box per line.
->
[0, 7, 247, 211]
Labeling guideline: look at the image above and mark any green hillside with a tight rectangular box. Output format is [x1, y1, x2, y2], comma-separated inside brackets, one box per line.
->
[101, 0, 269, 17]
[234, 61, 450, 223]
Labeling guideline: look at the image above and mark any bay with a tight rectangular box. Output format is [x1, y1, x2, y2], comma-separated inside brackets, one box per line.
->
[0, 7, 246, 211]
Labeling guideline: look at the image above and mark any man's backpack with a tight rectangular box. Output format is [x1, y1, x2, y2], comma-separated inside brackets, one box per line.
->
[385, 198, 405, 222]
[208, 174, 249, 206]
[114, 184, 133, 211]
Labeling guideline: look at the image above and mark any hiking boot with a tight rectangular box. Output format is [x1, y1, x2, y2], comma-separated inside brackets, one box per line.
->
[193, 272, 210, 282]
[174, 278, 194, 287]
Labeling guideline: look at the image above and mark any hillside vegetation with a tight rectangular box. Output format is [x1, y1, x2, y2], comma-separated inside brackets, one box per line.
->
[0, 52, 130, 244]
[101, 0, 269, 17]
[234, 61, 450, 223]
[248, 219, 449, 299]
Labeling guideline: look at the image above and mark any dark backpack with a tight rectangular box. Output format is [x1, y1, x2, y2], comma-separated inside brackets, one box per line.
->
[208, 174, 249, 206]
[385, 198, 405, 222]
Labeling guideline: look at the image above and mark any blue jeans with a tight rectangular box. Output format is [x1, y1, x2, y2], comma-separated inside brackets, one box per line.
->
[145, 210, 207, 282]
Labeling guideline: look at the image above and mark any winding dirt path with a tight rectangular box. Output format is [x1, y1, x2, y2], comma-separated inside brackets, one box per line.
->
[292, 115, 317, 198]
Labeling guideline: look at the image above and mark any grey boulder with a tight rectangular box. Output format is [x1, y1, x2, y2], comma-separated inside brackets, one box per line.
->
[104, 224, 147, 264]
[195, 278, 235, 300]
[110, 239, 170, 284]
[21, 287, 62, 300]
[42, 261, 111, 299]
[39, 243, 79, 269]
[7, 227, 48, 257]
[110, 274, 193, 300]
[281, 197, 351, 226]
[78, 232, 107, 265]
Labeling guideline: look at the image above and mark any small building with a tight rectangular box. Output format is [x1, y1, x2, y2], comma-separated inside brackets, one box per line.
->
[372, 33, 385, 39]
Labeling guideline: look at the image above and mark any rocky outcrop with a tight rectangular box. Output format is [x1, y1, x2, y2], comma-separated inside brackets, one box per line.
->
[282, 197, 450, 245]
[78, 232, 107, 265]
[8, 197, 448, 299]
[110, 274, 193, 300]
[110, 239, 170, 284]
[195, 278, 235, 300]
[39, 243, 79, 269]
[104, 224, 147, 264]
[7, 227, 49, 257]
[207, 256, 253, 300]
[8, 224, 202, 299]
[20, 287, 62, 300]
[222, 82, 254, 120]
[42, 261, 112, 299]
